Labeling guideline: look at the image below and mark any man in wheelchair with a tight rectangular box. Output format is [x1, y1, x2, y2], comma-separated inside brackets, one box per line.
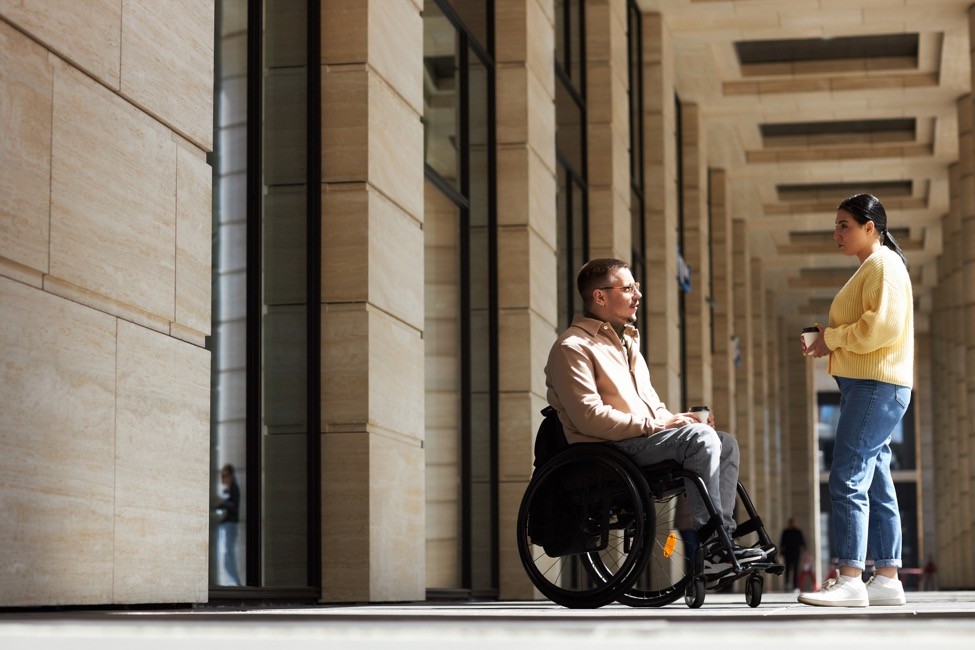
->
[544, 258, 768, 576]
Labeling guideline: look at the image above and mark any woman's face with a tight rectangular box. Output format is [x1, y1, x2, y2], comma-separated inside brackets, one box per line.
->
[833, 209, 877, 260]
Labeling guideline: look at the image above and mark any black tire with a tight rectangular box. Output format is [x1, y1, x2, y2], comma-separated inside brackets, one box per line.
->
[517, 445, 652, 609]
[685, 576, 706, 608]
[745, 575, 763, 607]
[616, 491, 694, 607]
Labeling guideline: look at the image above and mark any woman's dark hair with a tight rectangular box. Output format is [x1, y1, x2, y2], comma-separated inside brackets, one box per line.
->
[837, 193, 908, 269]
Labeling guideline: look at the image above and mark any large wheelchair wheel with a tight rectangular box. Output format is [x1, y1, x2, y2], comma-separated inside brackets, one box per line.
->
[616, 491, 694, 607]
[517, 445, 652, 608]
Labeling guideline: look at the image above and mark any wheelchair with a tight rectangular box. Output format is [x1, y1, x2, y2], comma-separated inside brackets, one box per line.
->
[516, 407, 783, 609]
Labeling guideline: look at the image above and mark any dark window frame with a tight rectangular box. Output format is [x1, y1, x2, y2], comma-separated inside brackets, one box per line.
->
[422, 0, 499, 599]
[210, 0, 322, 601]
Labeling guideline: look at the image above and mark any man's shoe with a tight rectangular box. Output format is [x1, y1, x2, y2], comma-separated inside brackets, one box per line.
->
[797, 575, 868, 607]
[702, 541, 766, 575]
[865, 575, 906, 606]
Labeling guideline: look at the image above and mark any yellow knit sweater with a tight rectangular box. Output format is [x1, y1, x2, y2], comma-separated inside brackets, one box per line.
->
[824, 247, 914, 388]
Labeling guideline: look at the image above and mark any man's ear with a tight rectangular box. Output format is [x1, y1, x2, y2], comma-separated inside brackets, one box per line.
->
[591, 288, 605, 306]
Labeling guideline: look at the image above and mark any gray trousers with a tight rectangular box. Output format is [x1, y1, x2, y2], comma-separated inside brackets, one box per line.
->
[611, 424, 740, 534]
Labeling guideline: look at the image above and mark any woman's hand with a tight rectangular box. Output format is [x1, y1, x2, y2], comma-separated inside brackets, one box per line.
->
[801, 324, 832, 358]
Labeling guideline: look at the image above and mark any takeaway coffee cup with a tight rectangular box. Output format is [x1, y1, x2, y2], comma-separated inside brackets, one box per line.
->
[689, 405, 710, 424]
[801, 326, 820, 355]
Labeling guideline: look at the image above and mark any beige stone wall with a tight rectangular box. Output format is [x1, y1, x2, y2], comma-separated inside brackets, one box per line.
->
[680, 103, 712, 410]
[930, 87, 975, 587]
[495, 0, 558, 600]
[642, 13, 682, 407]
[732, 220, 755, 488]
[320, 0, 426, 602]
[710, 169, 737, 440]
[0, 1, 213, 606]
[585, 0, 631, 261]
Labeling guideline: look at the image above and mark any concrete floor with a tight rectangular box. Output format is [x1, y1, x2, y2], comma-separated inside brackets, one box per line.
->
[2, 591, 974, 649]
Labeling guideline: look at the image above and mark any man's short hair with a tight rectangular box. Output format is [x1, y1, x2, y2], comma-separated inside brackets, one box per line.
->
[577, 258, 630, 307]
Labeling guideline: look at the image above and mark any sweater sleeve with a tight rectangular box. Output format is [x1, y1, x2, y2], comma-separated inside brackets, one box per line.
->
[547, 340, 652, 441]
[824, 257, 908, 355]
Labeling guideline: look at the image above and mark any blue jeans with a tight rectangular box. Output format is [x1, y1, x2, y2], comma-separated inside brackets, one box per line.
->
[829, 377, 910, 571]
[218, 521, 241, 585]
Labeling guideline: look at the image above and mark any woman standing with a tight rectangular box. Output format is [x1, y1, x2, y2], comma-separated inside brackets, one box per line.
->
[799, 194, 913, 607]
[217, 464, 242, 586]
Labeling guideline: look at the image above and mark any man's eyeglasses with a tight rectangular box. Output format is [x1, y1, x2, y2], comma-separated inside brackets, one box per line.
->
[599, 282, 641, 295]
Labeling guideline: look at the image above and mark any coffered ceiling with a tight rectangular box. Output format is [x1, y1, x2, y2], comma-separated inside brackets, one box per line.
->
[638, 0, 973, 333]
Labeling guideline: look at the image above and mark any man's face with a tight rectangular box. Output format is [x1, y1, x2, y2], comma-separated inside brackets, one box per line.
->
[591, 267, 642, 329]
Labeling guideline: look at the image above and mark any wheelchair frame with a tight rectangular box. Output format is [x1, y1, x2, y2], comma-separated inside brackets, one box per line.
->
[516, 413, 783, 609]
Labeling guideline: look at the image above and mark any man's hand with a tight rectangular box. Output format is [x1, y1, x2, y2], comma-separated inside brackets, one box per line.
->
[649, 412, 703, 434]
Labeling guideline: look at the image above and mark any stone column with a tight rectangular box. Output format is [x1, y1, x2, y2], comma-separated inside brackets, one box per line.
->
[955, 85, 975, 585]
[642, 12, 682, 407]
[494, 0, 559, 599]
[585, 0, 631, 261]
[710, 169, 737, 439]
[680, 103, 713, 409]
[781, 323, 821, 588]
[732, 220, 755, 487]
[320, 1, 426, 602]
[751, 270, 769, 514]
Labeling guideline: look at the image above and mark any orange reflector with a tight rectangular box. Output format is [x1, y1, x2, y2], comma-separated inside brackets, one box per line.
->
[663, 533, 677, 558]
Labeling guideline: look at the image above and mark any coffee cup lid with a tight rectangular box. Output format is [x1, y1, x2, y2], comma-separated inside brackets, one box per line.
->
[802, 326, 819, 333]
[689, 405, 709, 411]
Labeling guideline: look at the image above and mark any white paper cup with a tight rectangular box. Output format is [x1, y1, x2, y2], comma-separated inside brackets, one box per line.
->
[801, 327, 820, 353]
[689, 406, 710, 424]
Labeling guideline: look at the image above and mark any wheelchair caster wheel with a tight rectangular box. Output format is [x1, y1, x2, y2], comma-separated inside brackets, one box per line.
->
[685, 577, 705, 609]
[745, 575, 763, 608]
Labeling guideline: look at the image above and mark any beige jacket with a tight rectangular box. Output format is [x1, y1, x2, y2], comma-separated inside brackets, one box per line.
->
[545, 315, 668, 443]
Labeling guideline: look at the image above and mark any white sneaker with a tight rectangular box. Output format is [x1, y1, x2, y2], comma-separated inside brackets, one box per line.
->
[865, 575, 906, 606]
[797, 575, 868, 607]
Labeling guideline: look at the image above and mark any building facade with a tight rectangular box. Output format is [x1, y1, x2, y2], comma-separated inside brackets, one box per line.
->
[1, 0, 971, 606]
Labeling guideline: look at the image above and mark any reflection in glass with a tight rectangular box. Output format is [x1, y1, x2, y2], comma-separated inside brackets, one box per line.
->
[211, 0, 249, 587]
[211, 0, 313, 589]
[424, 2, 460, 190]
[424, 180, 463, 587]
[261, 0, 309, 587]
[555, 0, 587, 330]
[422, 0, 496, 595]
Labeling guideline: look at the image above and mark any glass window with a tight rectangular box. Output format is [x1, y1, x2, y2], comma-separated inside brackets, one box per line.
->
[210, 0, 318, 592]
[627, 0, 647, 344]
[422, 0, 497, 596]
[211, 0, 250, 588]
[555, 0, 587, 330]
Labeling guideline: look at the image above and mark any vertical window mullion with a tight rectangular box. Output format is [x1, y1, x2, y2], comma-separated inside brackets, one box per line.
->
[305, 0, 322, 591]
[244, 0, 263, 588]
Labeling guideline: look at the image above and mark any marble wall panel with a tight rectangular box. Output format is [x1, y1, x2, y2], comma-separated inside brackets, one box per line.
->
[321, 65, 367, 179]
[0, 278, 116, 606]
[322, 0, 422, 114]
[322, 303, 370, 428]
[323, 185, 424, 331]
[175, 145, 212, 336]
[120, 0, 214, 149]
[0, 22, 53, 273]
[0, 0, 121, 88]
[321, 430, 424, 602]
[113, 320, 210, 604]
[50, 64, 177, 322]
[368, 432, 425, 600]
[321, 432, 370, 601]
[367, 71, 424, 221]
[368, 305, 424, 441]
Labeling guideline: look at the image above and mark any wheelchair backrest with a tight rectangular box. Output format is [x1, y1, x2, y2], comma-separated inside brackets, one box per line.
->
[533, 406, 568, 469]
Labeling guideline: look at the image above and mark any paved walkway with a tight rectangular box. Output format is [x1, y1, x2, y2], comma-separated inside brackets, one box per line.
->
[2, 591, 974, 649]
